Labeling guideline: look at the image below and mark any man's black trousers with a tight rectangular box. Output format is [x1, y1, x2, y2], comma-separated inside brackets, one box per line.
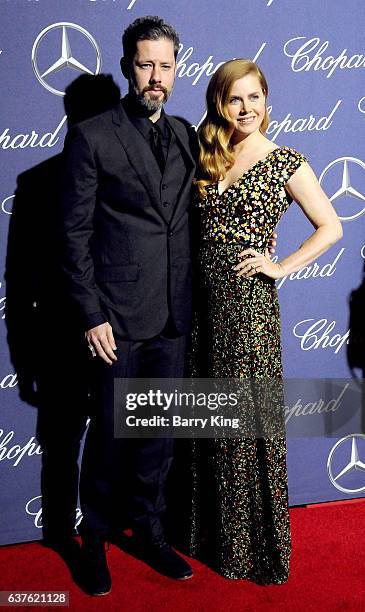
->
[80, 328, 186, 541]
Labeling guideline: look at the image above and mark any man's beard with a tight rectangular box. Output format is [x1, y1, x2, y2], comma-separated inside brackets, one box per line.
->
[131, 82, 171, 112]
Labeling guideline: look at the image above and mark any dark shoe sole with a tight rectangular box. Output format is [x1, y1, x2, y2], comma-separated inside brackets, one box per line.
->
[176, 573, 193, 581]
[89, 588, 112, 597]
[147, 563, 194, 581]
[111, 534, 194, 580]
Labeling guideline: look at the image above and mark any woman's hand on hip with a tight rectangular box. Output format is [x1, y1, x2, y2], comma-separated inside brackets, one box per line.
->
[234, 247, 286, 280]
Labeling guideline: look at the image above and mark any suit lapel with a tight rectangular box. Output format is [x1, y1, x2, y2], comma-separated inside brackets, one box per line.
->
[111, 103, 164, 219]
[111, 104, 196, 226]
[165, 116, 196, 170]
[165, 115, 196, 225]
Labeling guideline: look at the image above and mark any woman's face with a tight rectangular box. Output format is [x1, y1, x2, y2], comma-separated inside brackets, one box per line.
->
[226, 73, 266, 139]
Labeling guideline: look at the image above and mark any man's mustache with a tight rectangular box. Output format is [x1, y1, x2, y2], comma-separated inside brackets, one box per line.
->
[143, 85, 168, 94]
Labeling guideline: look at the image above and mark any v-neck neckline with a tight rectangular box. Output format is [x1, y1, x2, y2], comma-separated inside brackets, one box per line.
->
[216, 146, 284, 196]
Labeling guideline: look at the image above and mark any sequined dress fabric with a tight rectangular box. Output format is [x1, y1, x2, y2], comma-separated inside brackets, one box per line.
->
[188, 146, 307, 584]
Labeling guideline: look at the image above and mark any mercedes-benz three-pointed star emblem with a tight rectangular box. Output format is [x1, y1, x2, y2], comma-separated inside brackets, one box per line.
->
[327, 434, 365, 493]
[32, 22, 102, 96]
[319, 157, 365, 222]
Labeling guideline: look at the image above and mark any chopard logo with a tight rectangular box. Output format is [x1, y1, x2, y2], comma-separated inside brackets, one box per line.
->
[0, 116, 67, 151]
[1, 195, 14, 214]
[273, 248, 344, 289]
[26, 496, 82, 529]
[284, 36, 365, 78]
[1, 195, 15, 215]
[267, 100, 341, 142]
[0, 282, 6, 319]
[293, 319, 349, 354]
[0, 373, 17, 389]
[88, 0, 141, 6]
[31, 22, 102, 96]
[0, 429, 41, 467]
[319, 157, 365, 222]
[285, 383, 349, 426]
[327, 435, 365, 493]
[176, 42, 266, 87]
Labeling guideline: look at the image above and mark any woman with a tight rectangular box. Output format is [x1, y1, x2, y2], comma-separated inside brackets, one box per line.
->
[187, 59, 342, 584]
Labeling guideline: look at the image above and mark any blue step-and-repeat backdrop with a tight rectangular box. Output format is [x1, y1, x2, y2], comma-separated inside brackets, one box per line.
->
[1, 0, 364, 544]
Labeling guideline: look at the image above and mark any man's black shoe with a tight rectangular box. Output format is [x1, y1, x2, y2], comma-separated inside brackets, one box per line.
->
[134, 537, 193, 580]
[42, 534, 80, 558]
[42, 535, 83, 587]
[81, 534, 111, 596]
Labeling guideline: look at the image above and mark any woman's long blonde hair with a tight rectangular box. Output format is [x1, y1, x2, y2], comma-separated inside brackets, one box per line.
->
[196, 59, 269, 197]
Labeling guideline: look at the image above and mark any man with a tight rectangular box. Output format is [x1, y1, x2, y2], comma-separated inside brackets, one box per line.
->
[62, 16, 196, 595]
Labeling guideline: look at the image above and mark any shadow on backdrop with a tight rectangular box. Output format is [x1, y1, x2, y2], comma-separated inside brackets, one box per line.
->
[5, 74, 121, 546]
[347, 259, 365, 432]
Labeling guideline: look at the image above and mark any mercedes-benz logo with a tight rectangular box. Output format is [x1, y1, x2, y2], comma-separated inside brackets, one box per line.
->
[327, 434, 365, 493]
[319, 157, 365, 222]
[31, 22, 102, 96]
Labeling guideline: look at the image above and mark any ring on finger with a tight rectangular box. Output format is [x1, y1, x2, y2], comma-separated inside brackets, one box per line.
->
[88, 344, 97, 357]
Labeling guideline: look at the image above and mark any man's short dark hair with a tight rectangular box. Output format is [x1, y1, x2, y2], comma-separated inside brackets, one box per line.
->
[122, 16, 180, 62]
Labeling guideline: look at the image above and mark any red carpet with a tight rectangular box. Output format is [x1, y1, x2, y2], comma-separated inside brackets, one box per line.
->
[1, 501, 364, 611]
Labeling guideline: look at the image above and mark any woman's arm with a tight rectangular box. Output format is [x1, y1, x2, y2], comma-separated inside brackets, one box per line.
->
[235, 162, 343, 279]
[278, 162, 343, 274]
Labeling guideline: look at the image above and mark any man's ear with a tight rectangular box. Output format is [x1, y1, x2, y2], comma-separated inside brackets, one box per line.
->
[120, 57, 130, 79]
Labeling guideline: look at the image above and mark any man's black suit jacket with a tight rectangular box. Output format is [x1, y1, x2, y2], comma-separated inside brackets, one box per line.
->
[61, 100, 198, 340]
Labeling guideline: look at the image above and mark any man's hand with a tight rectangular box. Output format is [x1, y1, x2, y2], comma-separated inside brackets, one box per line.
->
[86, 322, 117, 365]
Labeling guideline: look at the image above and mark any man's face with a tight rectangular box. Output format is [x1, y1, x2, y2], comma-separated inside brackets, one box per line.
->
[128, 38, 176, 112]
